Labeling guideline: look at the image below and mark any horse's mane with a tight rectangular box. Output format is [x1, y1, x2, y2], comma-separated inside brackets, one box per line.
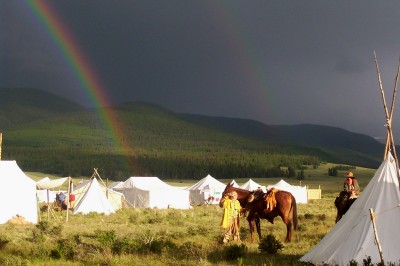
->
[223, 183, 253, 195]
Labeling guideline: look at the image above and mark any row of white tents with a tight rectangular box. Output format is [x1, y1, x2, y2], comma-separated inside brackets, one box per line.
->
[0, 160, 308, 224]
[3, 157, 400, 264]
[184, 174, 308, 205]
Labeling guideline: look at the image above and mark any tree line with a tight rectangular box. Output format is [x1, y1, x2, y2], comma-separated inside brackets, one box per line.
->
[5, 147, 320, 181]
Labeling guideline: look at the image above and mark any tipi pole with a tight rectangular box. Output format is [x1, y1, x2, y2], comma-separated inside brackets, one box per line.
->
[106, 178, 109, 199]
[374, 53, 400, 178]
[369, 208, 384, 265]
[374, 52, 393, 157]
[66, 177, 71, 223]
[47, 189, 50, 220]
[386, 56, 400, 149]
[0, 132, 2, 160]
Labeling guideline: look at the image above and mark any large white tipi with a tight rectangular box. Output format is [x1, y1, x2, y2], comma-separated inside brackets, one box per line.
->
[301, 54, 400, 265]
[300, 152, 400, 265]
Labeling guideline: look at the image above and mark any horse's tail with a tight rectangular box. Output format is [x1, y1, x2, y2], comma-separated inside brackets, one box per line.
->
[291, 195, 298, 230]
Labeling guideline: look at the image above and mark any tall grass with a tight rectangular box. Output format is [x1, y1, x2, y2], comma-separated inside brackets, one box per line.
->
[0, 194, 342, 265]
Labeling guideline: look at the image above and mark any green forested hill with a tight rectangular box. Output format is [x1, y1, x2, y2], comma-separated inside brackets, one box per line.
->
[0, 88, 383, 180]
[179, 114, 384, 168]
[0, 88, 85, 129]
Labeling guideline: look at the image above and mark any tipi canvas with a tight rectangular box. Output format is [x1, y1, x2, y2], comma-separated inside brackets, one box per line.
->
[0, 161, 38, 224]
[73, 178, 115, 215]
[73, 180, 126, 211]
[300, 152, 400, 265]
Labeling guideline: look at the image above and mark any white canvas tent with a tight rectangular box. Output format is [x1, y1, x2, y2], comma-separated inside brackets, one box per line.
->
[185, 174, 226, 205]
[108, 181, 124, 189]
[230, 179, 240, 188]
[73, 179, 126, 210]
[37, 177, 68, 190]
[0, 161, 38, 224]
[36, 177, 68, 203]
[73, 177, 116, 215]
[115, 176, 191, 209]
[267, 179, 308, 204]
[240, 179, 266, 192]
[36, 189, 58, 203]
[300, 152, 400, 265]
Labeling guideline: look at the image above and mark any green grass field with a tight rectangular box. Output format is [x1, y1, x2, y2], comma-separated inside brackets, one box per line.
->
[0, 163, 379, 265]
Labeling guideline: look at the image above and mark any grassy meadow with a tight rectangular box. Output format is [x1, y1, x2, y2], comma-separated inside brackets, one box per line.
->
[0, 163, 378, 265]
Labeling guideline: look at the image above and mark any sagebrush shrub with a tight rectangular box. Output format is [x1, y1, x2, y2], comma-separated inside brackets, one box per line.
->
[258, 234, 284, 254]
[96, 230, 118, 247]
[51, 238, 77, 260]
[174, 241, 205, 260]
[0, 235, 10, 248]
[304, 213, 314, 219]
[223, 243, 247, 261]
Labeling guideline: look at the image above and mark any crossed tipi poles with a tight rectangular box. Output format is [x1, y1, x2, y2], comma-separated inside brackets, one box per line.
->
[374, 52, 400, 185]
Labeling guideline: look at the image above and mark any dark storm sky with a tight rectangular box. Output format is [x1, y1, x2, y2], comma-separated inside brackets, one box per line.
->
[2, 1, 400, 141]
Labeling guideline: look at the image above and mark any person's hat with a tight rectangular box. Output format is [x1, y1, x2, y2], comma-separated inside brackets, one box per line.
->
[345, 172, 354, 178]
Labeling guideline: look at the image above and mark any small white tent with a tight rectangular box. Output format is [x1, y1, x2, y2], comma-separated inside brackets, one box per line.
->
[73, 180, 126, 211]
[240, 179, 266, 192]
[185, 174, 226, 205]
[73, 178, 116, 215]
[267, 179, 308, 204]
[0, 161, 38, 224]
[230, 179, 240, 188]
[36, 177, 68, 203]
[300, 152, 400, 265]
[115, 176, 191, 209]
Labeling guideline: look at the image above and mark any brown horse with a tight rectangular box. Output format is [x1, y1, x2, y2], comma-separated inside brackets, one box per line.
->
[334, 191, 356, 223]
[221, 183, 298, 242]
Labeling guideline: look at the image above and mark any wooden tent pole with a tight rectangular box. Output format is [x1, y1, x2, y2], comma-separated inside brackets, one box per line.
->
[47, 189, 50, 220]
[374, 52, 392, 159]
[374, 52, 400, 185]
[385, 57, 400, 157]
[66, 177, 71, 223]
[369, 208, 385, 265]
[106, 178, 109, 199]
[0, 132, 2, 160]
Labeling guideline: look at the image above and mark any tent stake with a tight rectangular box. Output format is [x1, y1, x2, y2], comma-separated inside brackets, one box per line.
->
[369, 208, 384, 265]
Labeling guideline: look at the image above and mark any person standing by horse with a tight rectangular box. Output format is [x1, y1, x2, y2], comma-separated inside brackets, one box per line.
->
[220, 191, 242, 244]
[343, 171, 360, 199]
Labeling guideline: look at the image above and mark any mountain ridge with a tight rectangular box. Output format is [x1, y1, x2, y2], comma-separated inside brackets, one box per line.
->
[0, 88, 384, 177]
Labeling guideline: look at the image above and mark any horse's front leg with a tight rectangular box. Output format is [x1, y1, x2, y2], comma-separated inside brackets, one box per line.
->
[255, 217, 261, 241]
[247, 216, 256, 243]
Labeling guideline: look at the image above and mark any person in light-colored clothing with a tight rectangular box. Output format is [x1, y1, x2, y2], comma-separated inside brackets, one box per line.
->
[343, 171, 360, 199]
[220, 191, 242, 243]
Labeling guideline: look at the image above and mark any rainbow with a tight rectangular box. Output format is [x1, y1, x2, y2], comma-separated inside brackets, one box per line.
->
[204, 2, 276, 121]
[24, 1, 132, 168]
